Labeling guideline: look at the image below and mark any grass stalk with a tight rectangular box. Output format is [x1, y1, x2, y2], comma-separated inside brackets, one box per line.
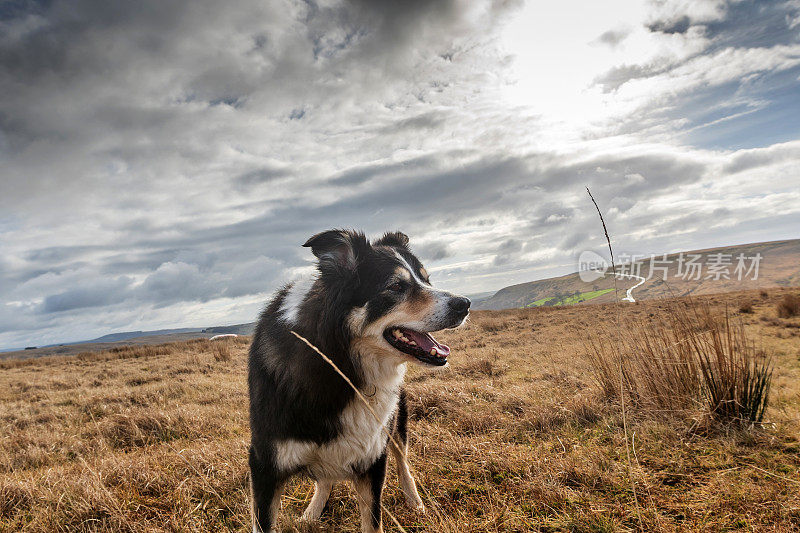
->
[586, 187, 645, 527]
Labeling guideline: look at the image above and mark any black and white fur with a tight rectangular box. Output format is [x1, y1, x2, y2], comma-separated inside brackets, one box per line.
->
[248, 229, 470, 533]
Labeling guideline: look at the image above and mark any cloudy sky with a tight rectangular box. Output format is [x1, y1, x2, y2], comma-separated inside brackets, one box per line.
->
[2, 0, 799, 348]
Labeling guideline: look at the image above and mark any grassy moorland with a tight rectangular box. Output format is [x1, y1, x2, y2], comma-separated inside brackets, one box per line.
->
[525, 288, 615, 308]
[2, 289, 800, 532]
[477, 238, 800, 310]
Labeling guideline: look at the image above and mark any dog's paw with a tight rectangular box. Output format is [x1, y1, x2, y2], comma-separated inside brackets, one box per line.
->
[299, 512, 320, 524]
[298, 517, 326, 533]
[251, 526, 278, 533]
[299, 508, 327, 526]
[405, 498, 425, 513]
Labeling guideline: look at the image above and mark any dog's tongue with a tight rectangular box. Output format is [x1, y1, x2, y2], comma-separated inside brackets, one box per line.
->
[401, 328, 450, 357]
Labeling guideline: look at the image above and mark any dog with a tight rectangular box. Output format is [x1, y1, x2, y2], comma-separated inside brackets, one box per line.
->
[248, 229, 470, 533]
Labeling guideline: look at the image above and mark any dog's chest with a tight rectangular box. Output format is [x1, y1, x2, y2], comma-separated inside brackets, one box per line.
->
[274, 364, 404, 479]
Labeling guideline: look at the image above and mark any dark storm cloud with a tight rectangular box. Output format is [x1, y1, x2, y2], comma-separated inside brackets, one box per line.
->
[531, 203, 576, 227]
[36, 147, 712, 266]
[596, 27, 632, 48]
[138, 262, 218, 307]
[24, 245, 106, 264]
[593, 63, 664, 93]
[235, 166, 292, 188]
[414, 241, 453, 262]
[29, 254, 286, 320]
[558, 232, 588, 252]
[723, 142, 800, 174]
[378, 110, 449, 134]
[346, 0, 459, 45]
[0, 0, 519, 208]
[492, 238, 522, 266]
[647, 15, 691, 35]
[41, 277, 133, 313]
[608, 196, 636, 214]
[329, 153, 444, 186]
[113, 147, 712, 273]
[340, 0, 521, 63]
[644, 0, 800, 45]
[97, 249, 191, 277]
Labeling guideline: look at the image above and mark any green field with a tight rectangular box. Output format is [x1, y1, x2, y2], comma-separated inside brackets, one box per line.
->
[525, 288, 615, 307]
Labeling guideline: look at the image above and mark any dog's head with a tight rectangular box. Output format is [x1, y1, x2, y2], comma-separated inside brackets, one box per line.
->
[304, 229, 470, 367]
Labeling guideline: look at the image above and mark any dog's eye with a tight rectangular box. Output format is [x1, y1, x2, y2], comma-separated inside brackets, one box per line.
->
[387, 281, 404, 293]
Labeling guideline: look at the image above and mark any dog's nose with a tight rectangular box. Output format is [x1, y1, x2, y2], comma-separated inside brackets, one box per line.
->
[448, 296, 471, 315]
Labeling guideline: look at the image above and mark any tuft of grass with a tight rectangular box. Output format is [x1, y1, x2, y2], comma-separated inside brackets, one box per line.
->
[99, 413, 196, 449]
[0, 484, 31, 518]
[587, 300, 772, 425]
[777, 294, 800, 318]
[696, 307, 772, 425]
[587, 303, 701, 416]
[211, 339, 234, 362]
[738, 301, 754, 314]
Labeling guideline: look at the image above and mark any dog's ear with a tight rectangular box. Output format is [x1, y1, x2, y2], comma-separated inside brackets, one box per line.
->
[303, 229, 367, 271]
[374, 231, 409, 249]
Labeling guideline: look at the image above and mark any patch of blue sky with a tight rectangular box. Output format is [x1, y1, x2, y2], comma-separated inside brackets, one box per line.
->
[680, 66, 800, 150]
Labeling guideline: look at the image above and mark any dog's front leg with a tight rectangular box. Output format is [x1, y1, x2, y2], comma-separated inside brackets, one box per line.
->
[300, 479, 334, 523]
[391, 390, 424, 511]
[353, 452, 388, 533]
[391, 441, 424, 512]
[249, 446, 284, 533]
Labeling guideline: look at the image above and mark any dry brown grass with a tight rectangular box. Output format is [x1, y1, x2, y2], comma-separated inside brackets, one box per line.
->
[211, 338, 235, 362]
[0, 339, 214, 370]
[587, 300, 773, 425]
[738, 300, 754, 314]
[2, 290, 800, 532]
[777, 294, 800, 318]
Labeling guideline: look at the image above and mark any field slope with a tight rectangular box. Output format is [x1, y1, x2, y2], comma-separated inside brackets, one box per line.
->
[476, 238, 800, 310]
[2, 289, 800, 532]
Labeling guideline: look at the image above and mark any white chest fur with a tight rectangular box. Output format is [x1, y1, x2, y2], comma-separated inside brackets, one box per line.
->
[273, 359, 406, 480]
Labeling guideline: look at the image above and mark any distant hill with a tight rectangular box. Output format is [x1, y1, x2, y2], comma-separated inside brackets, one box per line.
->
[89, 328, 204, 343]
[202, 323, 255, 335]
[465, 291, 497, 307]
[0, 332, 212, 361]
[475, 239, 800, 310]
[1, 324, 255, 360]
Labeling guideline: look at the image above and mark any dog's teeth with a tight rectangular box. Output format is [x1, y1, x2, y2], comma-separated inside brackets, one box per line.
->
[408, 341, 416, 346]
[393, 329, 402, 338]
[430, 348, 436, 356]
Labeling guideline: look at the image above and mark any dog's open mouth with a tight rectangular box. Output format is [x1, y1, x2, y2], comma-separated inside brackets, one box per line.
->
[383, 327, 450, 366]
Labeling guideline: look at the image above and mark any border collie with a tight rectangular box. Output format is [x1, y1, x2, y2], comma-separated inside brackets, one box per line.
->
[248, 229, 470, 533]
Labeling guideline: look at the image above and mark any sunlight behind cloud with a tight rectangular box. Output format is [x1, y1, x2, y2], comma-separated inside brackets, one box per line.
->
[499, 0, 712, 142]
